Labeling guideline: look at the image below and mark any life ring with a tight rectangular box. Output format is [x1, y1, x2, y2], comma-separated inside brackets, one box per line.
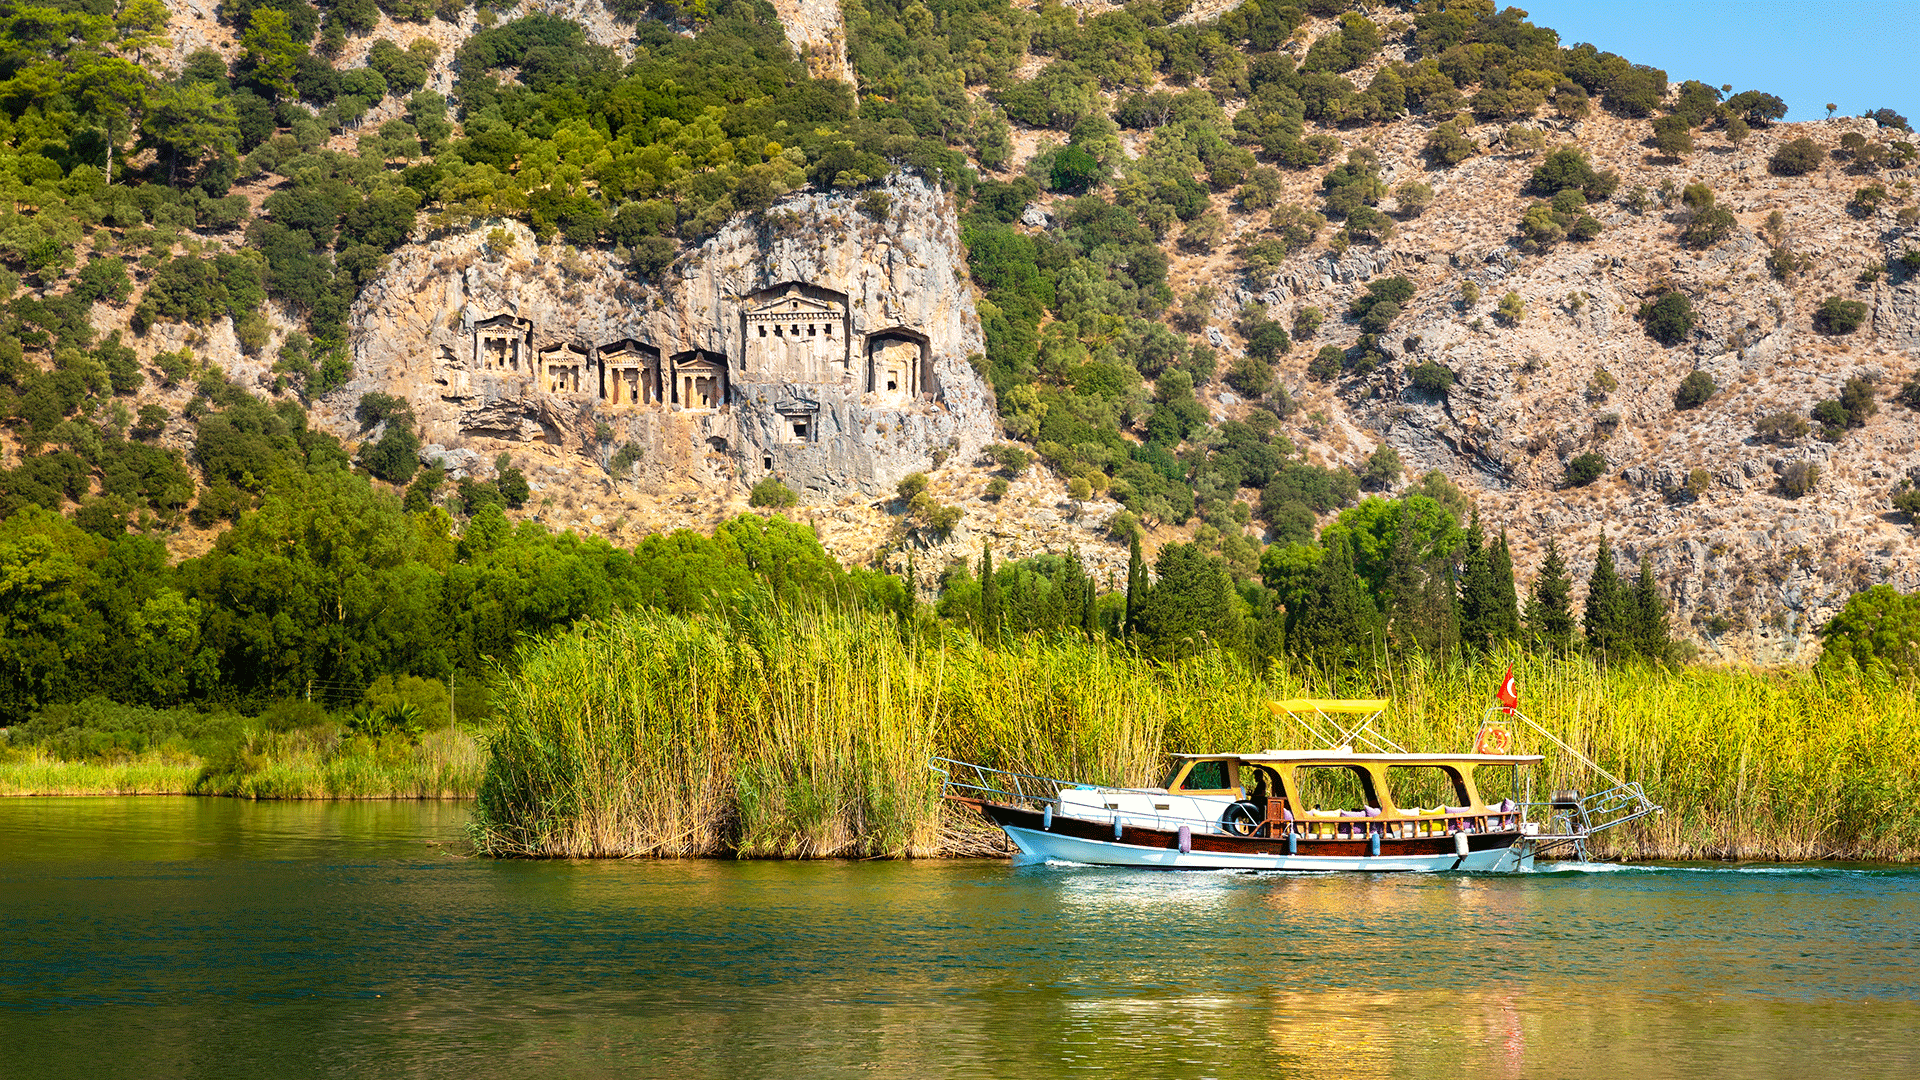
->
[1477, 727, 1513, 755]
[1222, 801, 1262, 836]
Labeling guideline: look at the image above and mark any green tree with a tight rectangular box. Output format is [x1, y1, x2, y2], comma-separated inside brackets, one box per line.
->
[1582, 534, 1632, 658]
[1769, 137, 1824, 176]
[1123, 530, 1144, 638]
[1286, 530, 1380, 666]
[1642, 291, 1696, 345]
[1134, 543, 1243, 660]
[1815, 296, 1868, 334]
[1630, 558, 1671, 662]
[1674, 371, 1716, 409]
[240, 9, 305, 101]
[1524, 537, 1576, 654]
[142, 81, 241, 184]
[979, 540, 999, 642]
[1817, 584, 1920, 677]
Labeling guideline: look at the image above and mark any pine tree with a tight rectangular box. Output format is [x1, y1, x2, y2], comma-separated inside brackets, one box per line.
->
[1488, 529, 1523, 644]
[980, 540, 1000, 642]
[1124, 531, 1144, 639]
[1583, 534, 1631, 658]
[1524, 537, 1576, 654]
[1630, 559, 1671, 662]
[1288, 531, 1381, 665]
[1457, 511, 1495, 651]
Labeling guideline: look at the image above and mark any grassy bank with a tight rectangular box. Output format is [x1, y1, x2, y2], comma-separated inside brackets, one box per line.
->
[0, 728, 486, 799]
[473, 607, 1920, 861]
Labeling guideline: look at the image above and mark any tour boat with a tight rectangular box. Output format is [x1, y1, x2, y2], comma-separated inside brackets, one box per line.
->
[937, 697, 1659, 872]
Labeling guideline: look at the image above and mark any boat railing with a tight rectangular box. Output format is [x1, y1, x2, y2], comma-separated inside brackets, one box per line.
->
[931, 757, 1071, 811]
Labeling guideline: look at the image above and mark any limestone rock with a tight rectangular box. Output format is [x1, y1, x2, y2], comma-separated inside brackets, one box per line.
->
[339, 175, 996, 506]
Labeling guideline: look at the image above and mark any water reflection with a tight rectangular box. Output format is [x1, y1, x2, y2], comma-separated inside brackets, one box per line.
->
[1, 800, 1917, 1079]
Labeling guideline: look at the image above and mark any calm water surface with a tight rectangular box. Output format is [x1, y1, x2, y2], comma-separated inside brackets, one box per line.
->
[2, 798, 1916, 1078]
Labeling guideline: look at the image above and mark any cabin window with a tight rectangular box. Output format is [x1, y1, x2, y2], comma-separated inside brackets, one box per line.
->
[1382, 766, 1470, 811]
[1288, 765, 1379, 813]
[1174, 760, 1232, 791]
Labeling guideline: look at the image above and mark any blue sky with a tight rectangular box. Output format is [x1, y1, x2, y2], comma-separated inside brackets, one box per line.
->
[1511, 1, 1918, 125]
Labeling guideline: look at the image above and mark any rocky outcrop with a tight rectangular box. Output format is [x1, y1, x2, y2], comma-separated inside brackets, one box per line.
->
[337, 174, 995, 505]
[767, 0, 854, 86]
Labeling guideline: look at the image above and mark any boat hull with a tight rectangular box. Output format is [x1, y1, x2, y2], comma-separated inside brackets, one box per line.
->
[970, 800, 1534, 873]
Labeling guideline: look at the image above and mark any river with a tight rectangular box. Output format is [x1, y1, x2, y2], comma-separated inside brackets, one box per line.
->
[2, 798, 1915, 1078]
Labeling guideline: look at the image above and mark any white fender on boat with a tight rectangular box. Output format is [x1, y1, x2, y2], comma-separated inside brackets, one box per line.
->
[1454, 831, 1470, 857]
[1178, 825, 1191, 854]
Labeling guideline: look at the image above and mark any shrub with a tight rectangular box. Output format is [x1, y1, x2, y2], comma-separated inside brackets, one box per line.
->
[1897, 378, 1920, 411]
[985, 443, 1032, 476]
[1292, 305, 1323, 339]
[354, 390, 410, 430]
[1496, 291, 1524, 325]
[1528, 146, 1617, 201]
[1223, 356, 1273, 398]
[362, 421, 420, 484]
[1754, 412, 1809, 444]
[1308, 345, 1344, 381]
[1840, 376, 1878, 426]
[896, 472, 930, 503]
[1641, 292, 1696, 345]
[1393, 180, 1434, 216]
[610, 443, 644, 476]
[1650, 114, 1693, 157]
[748, 476, 798, 508]
[1409, 360, 1454, 395]
[1777, 461, 1819, 498]
[1425, 121, 1476, 166]
[1674, 371, 1716, 409]
[1359, 443, 1402, 490]
[1769, 137, 1824, 176]
[1565, 452, 1606, 487]
[1850, 185, 1889, 216]
[1815, 296, 1868, 334]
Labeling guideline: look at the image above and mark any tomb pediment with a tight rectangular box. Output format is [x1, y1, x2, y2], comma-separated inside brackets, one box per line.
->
[774, 393, 821, 415]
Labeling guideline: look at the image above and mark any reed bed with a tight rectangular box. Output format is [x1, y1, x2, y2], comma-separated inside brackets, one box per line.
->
[0, 729, 486, 800]
[473, 611, 1920, 861]
[0, 750, 202, 795]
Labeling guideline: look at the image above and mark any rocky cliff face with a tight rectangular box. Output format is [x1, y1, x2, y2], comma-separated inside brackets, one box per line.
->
[336, 175, 995, 509]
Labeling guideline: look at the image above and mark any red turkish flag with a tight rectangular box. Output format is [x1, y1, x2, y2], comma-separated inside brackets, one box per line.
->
[1496, 666, 1519, 713]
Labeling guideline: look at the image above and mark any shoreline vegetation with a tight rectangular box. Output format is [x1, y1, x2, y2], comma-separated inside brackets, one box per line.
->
[0, 723, 484, 799]
[471, 604, 1920, 864]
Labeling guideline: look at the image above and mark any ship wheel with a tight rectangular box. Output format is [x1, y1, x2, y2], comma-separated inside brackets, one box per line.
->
[1222, 801, 1262, 837]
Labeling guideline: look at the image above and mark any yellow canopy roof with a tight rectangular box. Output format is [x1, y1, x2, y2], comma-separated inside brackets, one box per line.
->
[1268, 698, 1389, 715]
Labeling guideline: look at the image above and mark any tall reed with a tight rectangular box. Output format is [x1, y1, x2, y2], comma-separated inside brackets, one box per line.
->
[473, 613, 1920, 861]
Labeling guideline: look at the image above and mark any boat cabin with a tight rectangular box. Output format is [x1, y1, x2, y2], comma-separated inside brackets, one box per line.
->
[1153, 749, 1542, 839]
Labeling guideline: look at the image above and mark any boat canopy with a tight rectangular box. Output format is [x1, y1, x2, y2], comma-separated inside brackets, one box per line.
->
[1166, 750, 1545, 765]
[1268, 698, 1388, 715]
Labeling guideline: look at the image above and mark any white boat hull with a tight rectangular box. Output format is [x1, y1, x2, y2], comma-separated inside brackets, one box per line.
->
[1004, 824, 1534, 873]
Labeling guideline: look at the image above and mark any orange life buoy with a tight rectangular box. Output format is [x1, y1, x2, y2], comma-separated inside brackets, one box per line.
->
[1477, 727, 1513, 755]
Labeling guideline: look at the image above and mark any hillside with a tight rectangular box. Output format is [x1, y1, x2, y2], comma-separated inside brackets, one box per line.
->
[2, 0, 1917, 677]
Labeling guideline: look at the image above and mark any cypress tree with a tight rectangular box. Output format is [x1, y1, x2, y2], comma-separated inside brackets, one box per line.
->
[1525, 537, 1577, 654]
[1457, 511, 1495, 651]
[1077, 552, 1096, 637]
[1583, 534, 1631, 658]
[1124, 531, 1144, 638]
[1385, 504, 1458, 655]
[1488, 529, 1523, 644]
[980, 540, 1000, 642]
[1288, 530, 1381, 665]
[1630, 558, 1671, 662]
